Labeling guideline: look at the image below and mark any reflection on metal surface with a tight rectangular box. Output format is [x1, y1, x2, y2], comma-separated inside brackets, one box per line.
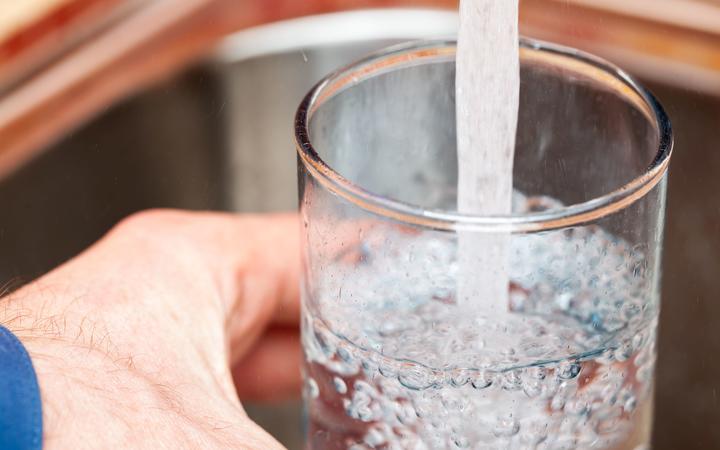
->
[216, 9, 458, 62]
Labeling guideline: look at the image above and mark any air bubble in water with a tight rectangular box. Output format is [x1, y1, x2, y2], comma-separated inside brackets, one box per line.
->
[614, 342, 633, 362]
[493, 415, 520, 437]
[636, 365, 654, 383]
[523, 380, 543, 397]
[334, 377, 347, 394]
[450, 369, 471, 387]
[470, 371, 493, 390]
[529, 366, 547, 380]
[565, 394, 591, 416]
[441, 392, 469, 412]
[558, 362, 582, 379]
[361, 358, 378, 377]
[346, 390, 375, 422]
[337, 345, 352, 362]
[412, 392, 439, 419]
[501, 370, 523, 390]
[519, 421, 549, 446]
[632, 332, 645, 351]
[364, 426, 386, 447]
[348, 444, 370, 450]
[398, 366, 436, 390]
[551, 393, 567, 411]
[307, 378, 319, 399]
[595, 407, 622, 435]
[395, 401, 417, 425]
[354, 380, 375, 394]
[601, 381, 621, 404]
[452, 435, 470, 448]
[623, 396, 637, 413]
[378, 320, 407, 337]
[313, 327, 335, 358]
[378, 363, 398, 379]
[634, 346, 653, 368]
[302, 199, 657, 448]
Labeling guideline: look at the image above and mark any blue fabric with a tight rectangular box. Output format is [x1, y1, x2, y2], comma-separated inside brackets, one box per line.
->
[0, 325, 42, 450]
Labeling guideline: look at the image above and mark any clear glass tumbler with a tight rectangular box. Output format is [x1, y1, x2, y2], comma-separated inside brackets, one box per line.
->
[295, 39, 673, 450]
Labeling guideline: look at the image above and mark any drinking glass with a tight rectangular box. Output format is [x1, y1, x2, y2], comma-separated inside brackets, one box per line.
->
[295, 39, 672, 450]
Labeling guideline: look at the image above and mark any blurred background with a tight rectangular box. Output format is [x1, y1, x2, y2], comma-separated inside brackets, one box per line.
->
[0, 1, 717, 449]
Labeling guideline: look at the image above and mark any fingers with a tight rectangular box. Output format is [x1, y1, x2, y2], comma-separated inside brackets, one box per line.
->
[106, 210, 301, 344]
[109, 211, 301, 371]
[112, 210, 301, 326]
[11, 210, 301, 395]
[232, 327, 302, 403]
[4, 210, 303, 450]
[213, 213, 300, 364]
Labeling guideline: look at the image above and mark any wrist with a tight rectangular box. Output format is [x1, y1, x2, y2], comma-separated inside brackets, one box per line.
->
[2, 287, 126, 450]
[0, 324, 43, 450]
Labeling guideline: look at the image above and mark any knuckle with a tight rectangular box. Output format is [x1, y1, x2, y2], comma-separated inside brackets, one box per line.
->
[111, 209, 191, 240]
[117, 209, 181, 229]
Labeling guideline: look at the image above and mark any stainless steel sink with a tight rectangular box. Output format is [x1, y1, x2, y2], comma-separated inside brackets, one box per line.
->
[0, 9, 718, 450]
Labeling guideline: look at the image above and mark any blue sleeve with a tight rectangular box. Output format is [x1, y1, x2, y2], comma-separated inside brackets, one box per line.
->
[0, 325, 43, 450]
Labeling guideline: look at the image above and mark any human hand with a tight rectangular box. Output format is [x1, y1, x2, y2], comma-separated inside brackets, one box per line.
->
[2, 210, 300, 449]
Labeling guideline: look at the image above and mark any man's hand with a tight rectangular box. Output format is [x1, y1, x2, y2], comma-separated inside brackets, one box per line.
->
[1, 210, 301, 449]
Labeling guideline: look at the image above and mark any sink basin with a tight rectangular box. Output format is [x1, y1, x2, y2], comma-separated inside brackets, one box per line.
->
[0, 9, 718, 450]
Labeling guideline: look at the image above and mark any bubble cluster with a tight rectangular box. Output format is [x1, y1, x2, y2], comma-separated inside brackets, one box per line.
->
[302, 195, 658, 449]
[305, 318, 655, 449]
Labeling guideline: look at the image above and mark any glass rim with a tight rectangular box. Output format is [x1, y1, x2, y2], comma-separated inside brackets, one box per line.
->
[294, 38, 673, 233]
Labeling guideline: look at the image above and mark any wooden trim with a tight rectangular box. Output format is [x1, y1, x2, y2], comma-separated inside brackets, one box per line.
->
[520, 0, 720, 94]
[0, 0, 718, 179]
[0, 0, 458, 179]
